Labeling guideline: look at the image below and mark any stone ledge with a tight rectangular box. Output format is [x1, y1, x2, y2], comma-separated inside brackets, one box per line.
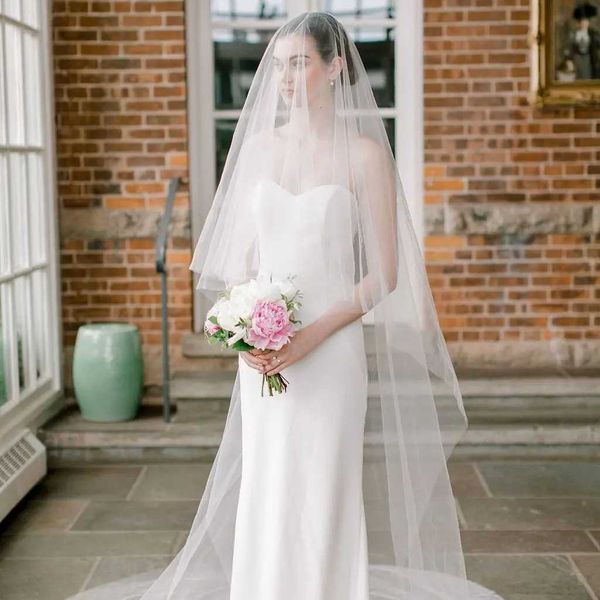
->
[425, 202, 600, 235]
[449, 340, 600, 375]
[60, 208, 190, 239]
[37, 403, 600, 463]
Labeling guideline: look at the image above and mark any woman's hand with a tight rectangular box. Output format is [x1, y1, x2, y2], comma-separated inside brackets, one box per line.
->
[240, 347, 272, 372]
[242, 323, 326, 376]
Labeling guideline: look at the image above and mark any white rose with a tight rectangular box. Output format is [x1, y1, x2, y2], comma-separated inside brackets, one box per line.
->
[279, 278, 298, 299]
[217, 298, 248, 331]
[228, 285, 257, 318]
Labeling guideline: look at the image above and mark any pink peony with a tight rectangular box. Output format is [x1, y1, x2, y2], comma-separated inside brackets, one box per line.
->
[246, 299, 295, 350]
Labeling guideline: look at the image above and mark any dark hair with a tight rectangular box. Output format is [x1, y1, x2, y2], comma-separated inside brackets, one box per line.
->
[573, 2, 597, 20]
[276, 11, 358, 86]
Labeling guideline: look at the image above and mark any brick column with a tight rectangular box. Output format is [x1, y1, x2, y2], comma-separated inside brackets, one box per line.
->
[53, 0, 191, 393]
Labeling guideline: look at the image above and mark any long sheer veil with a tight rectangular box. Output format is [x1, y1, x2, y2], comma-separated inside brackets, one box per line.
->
[63, 11, 504, 600]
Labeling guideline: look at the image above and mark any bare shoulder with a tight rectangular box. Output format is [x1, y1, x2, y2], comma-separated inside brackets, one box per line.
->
[349, 135, 396, 201]
[240, 130, 268, 154]
[350, 135, 388, 170]
[240, 125, 288, 155]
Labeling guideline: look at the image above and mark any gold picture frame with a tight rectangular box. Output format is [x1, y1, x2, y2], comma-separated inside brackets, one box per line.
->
[532, 0, 600, 107]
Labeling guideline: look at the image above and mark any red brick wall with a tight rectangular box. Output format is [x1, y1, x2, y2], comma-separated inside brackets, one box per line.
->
[423, 0, 600, 370]
[53, 0, 191, 389]
[53, 1, 600, 382]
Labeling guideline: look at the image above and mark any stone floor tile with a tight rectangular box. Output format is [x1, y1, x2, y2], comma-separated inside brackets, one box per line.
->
[464, 555, 592, 599]
[478, 462, 600, 497]
[586, 530, 600, 549]
[0, 531, 181, 558]
[86, 555, 175, 589]
[461, 530, 598, 553]
[128, 463, 211, 501]
[448, 462, 490, 497]
[3, 458, 599, 599]
[365, 530, 394, 564]
[0, 557, 95, 600]
[71, 500, 199, 531]
[571, 555, 600, 597]
[459, 497, 600, 530]
[0, 499, 87, 535]
[31, 465, 143, 500]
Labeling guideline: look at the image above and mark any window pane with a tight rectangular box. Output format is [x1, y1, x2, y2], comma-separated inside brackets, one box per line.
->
[215, 119, 236, 184]
[8, 152, 29, 270]
[0, 154, 9, 275]
[316, 0, 395, 19]
[5, 23, 25, 145]
[348, 26, 395, 107]
[211, 0, 286, 21]
[0, 283, 17, 405]
[0, 25, 6, 146]
[14, 274, 32, 391]
[213, 26, 394, 110]
[3, 0, 21, 21]
[0, 289, 6, 407]
[31, 268, 49, 382]
[214, 28, 276, 110]
[21, 0, 39, 29]
[24, 30, 42, 146]
[0, 0, 54, 406]
[27, 152, 45, 263]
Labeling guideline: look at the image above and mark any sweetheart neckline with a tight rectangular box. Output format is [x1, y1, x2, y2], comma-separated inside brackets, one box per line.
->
[256, 178, 356, 201]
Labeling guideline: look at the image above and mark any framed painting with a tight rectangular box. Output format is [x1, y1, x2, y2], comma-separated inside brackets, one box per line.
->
[532, 0, 600, 106]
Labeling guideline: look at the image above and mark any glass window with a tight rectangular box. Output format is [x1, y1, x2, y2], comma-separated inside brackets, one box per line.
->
[316, 0, 395, 19]
[213, 26, 394, 110]
[0, 0, 57, 411]
[348, 26, 395, 107]
[211, 0, 287, 21]
[5, 23, 25, 145]
[215, 119, 237, 183]
[214, 28, 277, 110]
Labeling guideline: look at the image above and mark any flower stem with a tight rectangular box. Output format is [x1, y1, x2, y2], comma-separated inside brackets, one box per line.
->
[261, 372, 290, 396]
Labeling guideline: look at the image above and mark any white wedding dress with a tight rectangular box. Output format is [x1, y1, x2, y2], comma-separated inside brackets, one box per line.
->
[231, 179, 370, 599]
[62, 179, 504, 600]
[229, 178, 503, 600]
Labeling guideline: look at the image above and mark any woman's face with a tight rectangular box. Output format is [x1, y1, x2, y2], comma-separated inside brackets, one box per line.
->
[272, 34, 336, 107]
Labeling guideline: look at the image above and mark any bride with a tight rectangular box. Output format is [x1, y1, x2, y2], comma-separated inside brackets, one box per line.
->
[64, 11, 504, 600]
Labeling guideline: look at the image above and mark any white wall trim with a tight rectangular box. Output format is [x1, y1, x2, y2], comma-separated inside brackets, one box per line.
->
[41, 0, 63, 396]
[185, 0, 216, 332]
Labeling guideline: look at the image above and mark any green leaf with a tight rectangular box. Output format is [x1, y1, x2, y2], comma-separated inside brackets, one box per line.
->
[230, 340, 253, 351]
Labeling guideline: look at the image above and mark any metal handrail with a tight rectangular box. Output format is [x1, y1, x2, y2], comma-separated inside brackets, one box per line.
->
[155, 177, 183, 422]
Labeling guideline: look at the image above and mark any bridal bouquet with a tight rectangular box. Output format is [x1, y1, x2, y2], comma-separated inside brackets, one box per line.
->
[203, 274, 303, 396]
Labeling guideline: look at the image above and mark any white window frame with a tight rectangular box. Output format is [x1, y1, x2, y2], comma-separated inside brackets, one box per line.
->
[0, 0, 62, 431]
[186, 0, 423, 331]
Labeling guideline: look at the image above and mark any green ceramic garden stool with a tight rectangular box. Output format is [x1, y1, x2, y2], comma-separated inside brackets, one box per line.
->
[73, 323, 144, 421]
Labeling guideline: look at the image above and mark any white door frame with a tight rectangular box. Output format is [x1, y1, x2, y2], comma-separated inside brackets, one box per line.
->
[185, 0, 423, 332]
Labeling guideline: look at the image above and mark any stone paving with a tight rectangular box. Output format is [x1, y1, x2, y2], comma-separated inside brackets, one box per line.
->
[0, 459, 598, 599]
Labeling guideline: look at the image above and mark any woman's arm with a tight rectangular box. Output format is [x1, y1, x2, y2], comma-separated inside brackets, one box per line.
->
[307, 136, 399, 346]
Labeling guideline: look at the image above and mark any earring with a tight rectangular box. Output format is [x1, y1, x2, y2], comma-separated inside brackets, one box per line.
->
[329, 79, 335, 87]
